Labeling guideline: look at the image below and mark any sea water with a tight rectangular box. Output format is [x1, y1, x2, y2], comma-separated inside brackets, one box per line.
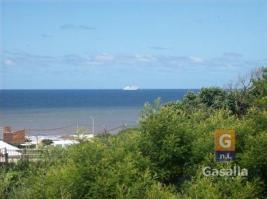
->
[0, 89, 195, 136]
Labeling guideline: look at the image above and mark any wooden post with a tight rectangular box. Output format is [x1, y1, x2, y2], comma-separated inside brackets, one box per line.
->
[22, 148, 28, 162]
[4, 148, 8, 164]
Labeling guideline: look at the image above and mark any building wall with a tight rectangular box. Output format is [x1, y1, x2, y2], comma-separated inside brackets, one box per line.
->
[3, 126, 26, 145]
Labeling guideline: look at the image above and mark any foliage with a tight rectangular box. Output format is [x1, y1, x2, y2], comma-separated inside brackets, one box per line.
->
[180, 169, 263, 199]
[41, 139, 53, 146]
[138, 67, 267, 197]
[1, 130, 177, 199]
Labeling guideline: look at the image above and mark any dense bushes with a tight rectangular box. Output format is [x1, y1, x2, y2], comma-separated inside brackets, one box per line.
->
[139, 106, 267, 197]
[140, 105, 195, 183]
[1, 130, 178, 199]
[0, 67, 266, 198]
[138, 67, 267, 198]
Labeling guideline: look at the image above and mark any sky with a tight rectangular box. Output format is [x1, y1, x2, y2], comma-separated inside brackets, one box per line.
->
[0, 0, 267, 89]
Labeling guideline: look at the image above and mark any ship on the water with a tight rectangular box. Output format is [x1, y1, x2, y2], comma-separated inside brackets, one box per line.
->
[123, 85, 139, 90]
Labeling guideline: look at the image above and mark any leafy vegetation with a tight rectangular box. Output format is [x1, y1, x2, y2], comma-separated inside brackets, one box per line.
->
[41, 139, 53, 146]
[0, 67, 266, 198]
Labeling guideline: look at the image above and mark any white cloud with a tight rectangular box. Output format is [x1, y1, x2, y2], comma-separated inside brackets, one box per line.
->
[93, 53, 114, 62]
[189, 56, 204, 64]
[1, 50, 266, 74]
[3, 59, 16, 66]
[134, 54, 157, 63]
[60, 24, 95, 31]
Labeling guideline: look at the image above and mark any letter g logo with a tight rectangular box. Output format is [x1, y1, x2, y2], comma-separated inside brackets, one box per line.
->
[215, 129, 235, 152]
[219, 134, 231, 148]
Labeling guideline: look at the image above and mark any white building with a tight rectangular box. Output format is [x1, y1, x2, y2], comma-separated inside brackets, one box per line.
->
[52, 140, 79, 148]
[0, 140, 21, 162]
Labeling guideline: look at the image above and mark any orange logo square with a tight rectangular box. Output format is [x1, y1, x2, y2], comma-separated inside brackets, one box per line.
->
[215, 129, 235, 151]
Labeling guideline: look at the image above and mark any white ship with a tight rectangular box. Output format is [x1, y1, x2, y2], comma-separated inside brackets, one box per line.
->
[123, 85, 139, 91]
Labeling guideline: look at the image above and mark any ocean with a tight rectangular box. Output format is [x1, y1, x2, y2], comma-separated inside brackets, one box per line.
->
[0, 89, 195, 136]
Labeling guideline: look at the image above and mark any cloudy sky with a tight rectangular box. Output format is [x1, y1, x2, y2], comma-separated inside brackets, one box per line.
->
[1, 0, 267, 89]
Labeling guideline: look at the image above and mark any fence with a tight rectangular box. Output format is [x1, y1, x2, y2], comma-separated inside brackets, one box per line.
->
[0, 148, 48, 163]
